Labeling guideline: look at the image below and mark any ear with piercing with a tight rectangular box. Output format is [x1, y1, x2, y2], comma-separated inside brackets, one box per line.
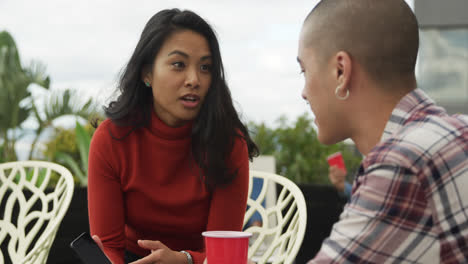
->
[335, 85, 349, 100]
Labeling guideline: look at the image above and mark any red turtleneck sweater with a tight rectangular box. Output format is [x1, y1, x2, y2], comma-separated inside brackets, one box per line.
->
[87, 111, 249, 264]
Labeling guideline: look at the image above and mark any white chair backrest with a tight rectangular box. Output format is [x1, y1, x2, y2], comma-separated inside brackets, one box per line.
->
[249, 156, 277, 218]
[0, 161, 74, 264]
[244, 170, 307, 264]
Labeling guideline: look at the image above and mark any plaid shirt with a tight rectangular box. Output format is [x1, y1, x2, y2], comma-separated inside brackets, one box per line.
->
[310, 89, 468, 263]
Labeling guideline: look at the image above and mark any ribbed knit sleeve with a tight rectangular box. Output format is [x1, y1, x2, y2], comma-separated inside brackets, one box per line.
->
[188, 136, 250, 264]
[88, 121, 126, 264]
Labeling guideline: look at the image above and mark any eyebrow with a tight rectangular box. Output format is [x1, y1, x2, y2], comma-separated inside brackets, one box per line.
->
[168, 50, 212, 61]
[296, 57, 302, 63]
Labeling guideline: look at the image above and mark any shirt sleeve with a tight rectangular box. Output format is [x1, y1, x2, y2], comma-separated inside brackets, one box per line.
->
[188, 137, 250, 264]
[424, 151, 468, 262]
[343, 181, 352, 200]
[88, 125, 126, 264]
[310, 163, 431, 263]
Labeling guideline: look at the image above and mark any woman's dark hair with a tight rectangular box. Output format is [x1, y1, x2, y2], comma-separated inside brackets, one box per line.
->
[103, 8, 258, 189]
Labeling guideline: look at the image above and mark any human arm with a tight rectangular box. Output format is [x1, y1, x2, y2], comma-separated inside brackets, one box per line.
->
[343, 181, 352, 199]
[93, 236, 189, 264]
[123, 137, 250, 264]
[246, 178, 265, 227]
[328, 166, 349, 196]
[92, 235, 116, 264]
[128, 240, 188, 264]
[424, 149, 468, 262]
[88, 126, 126, 264]
[311, 163, 434, 263]
[187, 138, 250, 264]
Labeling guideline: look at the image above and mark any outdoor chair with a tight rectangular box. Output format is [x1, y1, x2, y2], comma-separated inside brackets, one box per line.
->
[243, 170, 307, 264]
[0, 161, 74, 264]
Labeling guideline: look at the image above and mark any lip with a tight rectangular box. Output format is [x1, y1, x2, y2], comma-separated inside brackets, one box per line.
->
[179, 93, 201, 109]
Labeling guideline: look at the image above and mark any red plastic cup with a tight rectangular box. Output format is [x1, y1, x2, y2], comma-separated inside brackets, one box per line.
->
[327, 152, 347, 173]
[202, 231, 251, 264]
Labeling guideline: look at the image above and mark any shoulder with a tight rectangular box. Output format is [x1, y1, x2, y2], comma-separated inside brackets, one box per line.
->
[90, 119, 129, 149]
[231, 133, 249, 158]
[366, 113, 468, 173]
[93, 119, 111, 135]
[90, 119, 112, 152]
[225, 132, 249, 169]
[91, 119, 116, 141]
[398, 113, 468, 156]
[92, 119, 138, 142]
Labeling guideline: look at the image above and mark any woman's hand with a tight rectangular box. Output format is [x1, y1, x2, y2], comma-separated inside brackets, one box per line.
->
[92, 235, 114, 264]
[130, 240, 187, 264]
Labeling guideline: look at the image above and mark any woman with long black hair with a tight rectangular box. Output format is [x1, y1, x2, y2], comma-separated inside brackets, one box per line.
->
[88, 9, 258, 264]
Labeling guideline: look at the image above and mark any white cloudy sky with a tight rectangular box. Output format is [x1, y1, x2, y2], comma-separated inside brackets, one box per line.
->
[0, 0, 414, 128]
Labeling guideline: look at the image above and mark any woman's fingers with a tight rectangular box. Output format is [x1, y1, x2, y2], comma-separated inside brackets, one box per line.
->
[137, 240, 167, 250]
[130, 241, 186, 264]
[92, 235, 104, 252]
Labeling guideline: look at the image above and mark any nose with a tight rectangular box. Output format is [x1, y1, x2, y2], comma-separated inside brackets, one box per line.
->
[185, 67, 200, 89]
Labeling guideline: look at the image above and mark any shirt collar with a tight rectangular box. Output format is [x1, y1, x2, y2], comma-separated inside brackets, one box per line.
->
[380, 88, 435, 142]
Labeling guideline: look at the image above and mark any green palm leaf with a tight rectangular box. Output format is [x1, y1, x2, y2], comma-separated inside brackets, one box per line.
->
[55, 151, 87, 186]
[0, 30, 50, 161]
[75, 121, 91, 174]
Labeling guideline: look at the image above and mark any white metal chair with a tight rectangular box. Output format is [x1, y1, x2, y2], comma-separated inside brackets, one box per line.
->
[0, 161, 74, 264]
[243, 170, 307, 264]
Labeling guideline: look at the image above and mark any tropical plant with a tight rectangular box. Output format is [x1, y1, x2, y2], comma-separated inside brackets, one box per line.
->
[249, 113, 362, 184]
[28, 88, 97, 159]
[0, 144, 4, 163]
[0, 31, 50, 161]
[44, 121, 95, 187]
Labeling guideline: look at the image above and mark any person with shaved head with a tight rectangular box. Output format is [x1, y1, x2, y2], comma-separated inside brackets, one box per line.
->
[297, 0, 468, 263]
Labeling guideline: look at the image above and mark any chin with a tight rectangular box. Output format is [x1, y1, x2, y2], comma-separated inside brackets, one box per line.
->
[318, 137, 335, 145]
[317, 131, 340, 146]
[179, 112, 199, 122]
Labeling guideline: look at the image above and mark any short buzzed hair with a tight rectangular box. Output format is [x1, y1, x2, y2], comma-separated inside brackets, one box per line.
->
[303, 0, 419, 84]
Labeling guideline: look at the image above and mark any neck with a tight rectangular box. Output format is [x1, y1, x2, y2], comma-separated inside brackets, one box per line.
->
[351, 119, 388, 155]
[348, 84, 410, 155]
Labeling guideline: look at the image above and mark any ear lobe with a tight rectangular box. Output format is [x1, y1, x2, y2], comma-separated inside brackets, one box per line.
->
[142, 75, 153, 86]
[141, 65, 153, 85]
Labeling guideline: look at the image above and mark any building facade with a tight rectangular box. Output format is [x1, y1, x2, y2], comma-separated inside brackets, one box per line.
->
[415, 0, 468, 114]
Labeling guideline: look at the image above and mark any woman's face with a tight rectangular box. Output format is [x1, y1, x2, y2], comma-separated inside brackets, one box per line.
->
[145, 29, 212, 127]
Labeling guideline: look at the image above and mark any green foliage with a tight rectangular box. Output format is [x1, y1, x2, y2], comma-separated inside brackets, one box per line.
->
[0, 143, 4, 163]
[0, 31, 97, 162]
[249, 113, 362, 184]
[44, 122, 96, 187]
[28, 88, 98, 159]
[0, 31, 50, 161]
[14, 168, 47, 188]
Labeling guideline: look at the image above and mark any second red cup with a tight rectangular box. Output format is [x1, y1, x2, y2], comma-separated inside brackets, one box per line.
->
[202, 231, 251, 264]
[327, 152, 347, 173]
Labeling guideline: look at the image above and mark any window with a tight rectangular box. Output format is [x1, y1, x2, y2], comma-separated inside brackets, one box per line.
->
[417, 28, 468, 102]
